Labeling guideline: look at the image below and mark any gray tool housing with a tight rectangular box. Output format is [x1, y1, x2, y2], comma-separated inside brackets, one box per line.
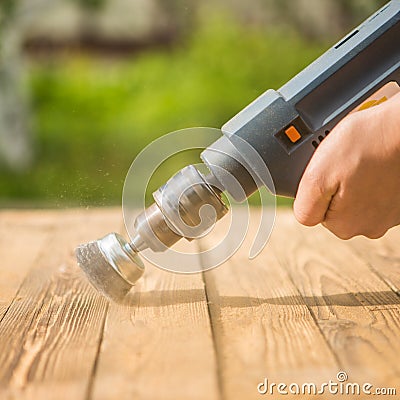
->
[202, 0, 400, 199]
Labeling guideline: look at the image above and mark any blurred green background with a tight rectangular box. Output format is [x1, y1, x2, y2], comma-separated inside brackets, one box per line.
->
[0, 0, 386, 208]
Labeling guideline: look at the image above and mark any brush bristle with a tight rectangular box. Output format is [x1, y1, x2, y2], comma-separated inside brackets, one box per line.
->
[75, 240, 133, 302]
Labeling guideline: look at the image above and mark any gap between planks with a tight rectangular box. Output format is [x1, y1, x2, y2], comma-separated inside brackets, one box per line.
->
[88, 218, 221, 400]
[4, 208, 399, 400]
[0, 209, 118, 400]
[199, 209, 341, 400]
[274, 212, 400, 388]
[199, 208, 400, 399]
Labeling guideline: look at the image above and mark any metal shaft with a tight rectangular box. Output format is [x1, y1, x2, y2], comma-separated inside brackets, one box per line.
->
[130, 165, 228, 252]
[76, 164, 228, 300]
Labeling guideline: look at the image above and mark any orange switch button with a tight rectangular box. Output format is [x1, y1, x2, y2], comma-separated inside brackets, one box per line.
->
[285, 126, 301, 143]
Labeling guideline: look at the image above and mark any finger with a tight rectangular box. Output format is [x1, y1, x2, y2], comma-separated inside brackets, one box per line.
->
[322, 221, 354, 240]
[294, 164, 338, 227]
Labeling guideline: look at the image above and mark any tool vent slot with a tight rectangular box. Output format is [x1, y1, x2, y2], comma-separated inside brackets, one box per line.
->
[296, 23, 399, 131]
[334, 30, 359, 49]
[312, 130, 330, 149]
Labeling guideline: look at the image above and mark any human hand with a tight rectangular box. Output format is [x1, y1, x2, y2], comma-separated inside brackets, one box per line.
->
[293, 92, 400, 239]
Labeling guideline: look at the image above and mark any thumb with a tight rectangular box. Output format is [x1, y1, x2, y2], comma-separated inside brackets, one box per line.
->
[293, 158, 338, 227]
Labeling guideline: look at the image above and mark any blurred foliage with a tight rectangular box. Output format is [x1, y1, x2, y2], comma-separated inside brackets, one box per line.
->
[69, 0, 107, 11]
[0, 0, 16, 27]
[0, 0, 16, 16]
[0, 13, 327, 207]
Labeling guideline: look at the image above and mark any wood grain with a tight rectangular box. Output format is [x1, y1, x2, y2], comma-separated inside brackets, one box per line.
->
[346, 227, 400, 295]
[91, 222, 220, 400]
[200, 209, 339, 400]
[0, 209, 118, 400]
[274, 212, 400, 388]
[0, 211, 53, 319]
[0, 208, 399, 399]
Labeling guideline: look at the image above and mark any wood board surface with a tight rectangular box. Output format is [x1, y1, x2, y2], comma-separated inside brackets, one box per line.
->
[0, 208, 399, 399]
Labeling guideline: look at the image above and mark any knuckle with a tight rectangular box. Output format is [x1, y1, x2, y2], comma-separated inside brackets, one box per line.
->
[335, 113, 359, 134]
[325, 222, 388, 240]
[333, 230, 355, 240]
[303, 166, 324, 193]
[363, 229, 388, 240]
[323, 220, 355, 240]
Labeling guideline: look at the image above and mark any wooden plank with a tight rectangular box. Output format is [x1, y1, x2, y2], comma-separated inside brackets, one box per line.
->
[91, 228, 220, 400]
[274, 211, 400, 388]
[346, 227, 400, 295]
[0, 211, 54, 319]
[0, 208, 119, 400]
[200, 209, 339, 400]
[2, 207, 399, 399]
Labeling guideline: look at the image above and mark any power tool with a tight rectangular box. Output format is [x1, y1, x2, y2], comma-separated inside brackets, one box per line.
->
[76, 1, 400, 301]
